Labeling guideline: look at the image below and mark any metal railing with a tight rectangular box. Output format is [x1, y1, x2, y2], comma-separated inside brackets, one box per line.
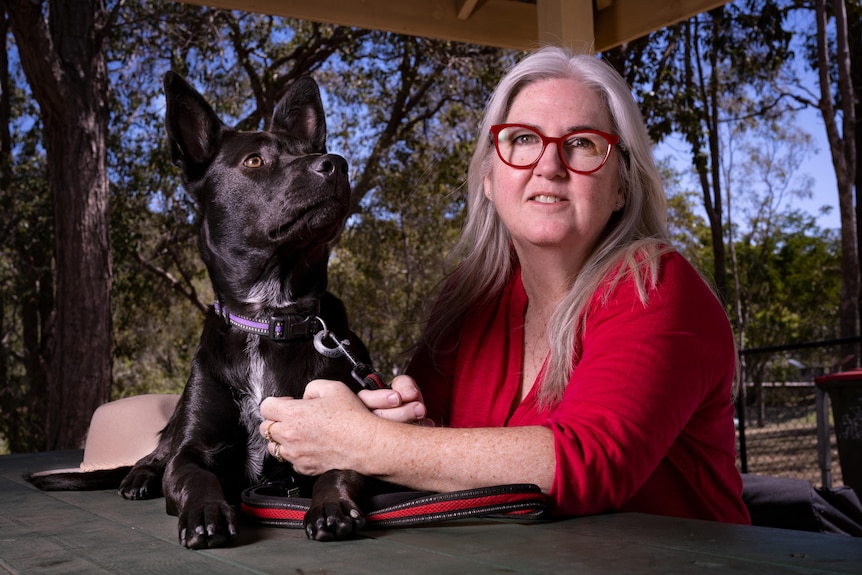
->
[736, 337, 861, 486]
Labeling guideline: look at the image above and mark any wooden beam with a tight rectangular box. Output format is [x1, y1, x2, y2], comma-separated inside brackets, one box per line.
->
[456, 0, 480, 21]
[178, 0, 729, 52]
[181, 0, 539, 50]
[537, 0, 594, 52]
[595, 0, 729, 50]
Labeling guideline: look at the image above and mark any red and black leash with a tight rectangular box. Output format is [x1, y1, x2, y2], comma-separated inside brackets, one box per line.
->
[241, 483, 548, 529]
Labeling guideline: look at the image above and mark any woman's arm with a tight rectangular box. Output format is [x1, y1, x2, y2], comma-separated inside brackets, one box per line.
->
[259, 379, 556, 494]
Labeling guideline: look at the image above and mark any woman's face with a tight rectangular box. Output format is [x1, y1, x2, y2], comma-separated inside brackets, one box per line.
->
[484, 77, 623, 266]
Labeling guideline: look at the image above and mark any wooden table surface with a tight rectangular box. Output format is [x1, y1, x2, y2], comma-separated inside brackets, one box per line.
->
[2, 450, 861, 574]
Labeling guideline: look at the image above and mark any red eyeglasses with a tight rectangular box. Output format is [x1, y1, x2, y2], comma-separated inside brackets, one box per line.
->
[490, 124, 623, 174]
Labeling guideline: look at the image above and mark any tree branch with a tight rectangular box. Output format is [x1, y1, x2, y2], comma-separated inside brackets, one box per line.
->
[133, 250, 208, 313]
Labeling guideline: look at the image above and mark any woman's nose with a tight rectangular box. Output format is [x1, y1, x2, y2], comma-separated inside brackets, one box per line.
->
[533, 141, 567, 178]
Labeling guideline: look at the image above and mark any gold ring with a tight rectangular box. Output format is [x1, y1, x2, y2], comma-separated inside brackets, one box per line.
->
[265, 421, 276, 443]
[274, 442, 285, 463]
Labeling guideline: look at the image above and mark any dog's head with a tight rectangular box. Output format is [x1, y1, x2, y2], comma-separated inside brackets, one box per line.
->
[163, 72, 350, 308]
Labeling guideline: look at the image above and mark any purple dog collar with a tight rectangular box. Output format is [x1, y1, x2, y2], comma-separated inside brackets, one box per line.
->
[213, 300, 323, 341]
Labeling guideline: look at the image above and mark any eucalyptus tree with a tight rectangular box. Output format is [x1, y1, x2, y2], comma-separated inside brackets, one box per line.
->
[604, 0, 794, 304]
[315, 34, 510, 215]
[813, 0, 856, 355]
[5, 0, 116, 449]
[788, 0, 858, 361]
[722, 111, 837, 425]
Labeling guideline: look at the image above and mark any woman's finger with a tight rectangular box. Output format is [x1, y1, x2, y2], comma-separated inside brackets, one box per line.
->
[370, 401, 428, 423]
[259, 395, 295, 421]
[261, 419, 277, 442]
[357, 388, 405, 410]
[390, 375, 424, 403]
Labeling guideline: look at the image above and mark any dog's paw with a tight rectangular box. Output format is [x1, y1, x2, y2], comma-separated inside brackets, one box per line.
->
[304, 501, 366, 541]
[178, 501, 238, 549]
[118, 467, 162, 500]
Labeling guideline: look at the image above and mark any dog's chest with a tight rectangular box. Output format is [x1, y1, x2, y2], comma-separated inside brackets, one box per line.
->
[238, 337, 269, 481]
[237, 335, 325, 481]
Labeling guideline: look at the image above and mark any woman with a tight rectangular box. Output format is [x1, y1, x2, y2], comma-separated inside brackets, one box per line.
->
[261, 46, 750, 524]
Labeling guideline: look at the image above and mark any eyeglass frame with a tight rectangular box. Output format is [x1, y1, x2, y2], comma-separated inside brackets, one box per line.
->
[489, 123, 626, 175]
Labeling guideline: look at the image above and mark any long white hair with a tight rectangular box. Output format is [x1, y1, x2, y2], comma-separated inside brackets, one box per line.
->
[422, 46, 672, 408]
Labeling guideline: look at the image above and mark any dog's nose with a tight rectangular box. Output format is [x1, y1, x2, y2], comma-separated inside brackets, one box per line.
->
[313, 154, 348, 177]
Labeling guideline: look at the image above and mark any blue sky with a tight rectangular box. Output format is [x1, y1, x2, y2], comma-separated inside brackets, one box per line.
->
[796, 105, 841, 231]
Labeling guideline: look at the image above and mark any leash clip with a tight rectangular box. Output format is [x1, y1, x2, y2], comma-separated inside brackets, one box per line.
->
[313, 328, 349, 358]
[311, 319, 388, 390]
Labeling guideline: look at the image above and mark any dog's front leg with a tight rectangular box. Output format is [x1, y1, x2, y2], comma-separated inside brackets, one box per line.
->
[118, 408, 183, 500]
[161, 373, 246, 549]
[119, 448, 168, 500]
[164, 452, 238, 549]
[305, 469, 368, 541]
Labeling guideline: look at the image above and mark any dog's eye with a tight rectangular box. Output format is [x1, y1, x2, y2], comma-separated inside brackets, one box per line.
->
[243, 155, 264, 168]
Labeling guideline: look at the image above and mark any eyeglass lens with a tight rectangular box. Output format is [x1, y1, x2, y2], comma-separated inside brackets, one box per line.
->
[494, 125, 614, 173]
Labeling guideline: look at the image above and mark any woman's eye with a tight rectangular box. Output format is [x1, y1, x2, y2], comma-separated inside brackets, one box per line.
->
[513, 133, 538, 145]
[243, 155, 264, 168]
[567, 137, 596, 151]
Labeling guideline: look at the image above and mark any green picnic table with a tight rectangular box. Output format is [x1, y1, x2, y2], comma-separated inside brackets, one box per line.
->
[2, 450, 861, 574]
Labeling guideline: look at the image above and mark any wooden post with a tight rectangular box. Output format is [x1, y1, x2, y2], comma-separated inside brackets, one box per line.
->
[537, 0, 595, 52]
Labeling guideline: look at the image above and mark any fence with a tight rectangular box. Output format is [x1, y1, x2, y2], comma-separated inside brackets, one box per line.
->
[736, 337, 861, 487]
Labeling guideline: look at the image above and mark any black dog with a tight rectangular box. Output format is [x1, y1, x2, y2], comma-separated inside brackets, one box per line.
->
[29, 72, 382, 548]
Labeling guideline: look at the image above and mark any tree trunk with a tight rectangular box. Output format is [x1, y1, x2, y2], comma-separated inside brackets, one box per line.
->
[814, 0, 859, 367]
[848, 3, 862, 353]
[705, 20, 727, 301]
[683, 16, 728, 302]
[6, 0, 113, 449]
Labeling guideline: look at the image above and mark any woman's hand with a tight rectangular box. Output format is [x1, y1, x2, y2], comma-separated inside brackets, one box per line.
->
[358, 374, 434, 426]
[259, 376, 433, 477]
[260, 379, 381, 476]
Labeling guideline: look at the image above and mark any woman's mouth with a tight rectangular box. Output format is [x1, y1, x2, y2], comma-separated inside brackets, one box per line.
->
[531, 194, 563, 204]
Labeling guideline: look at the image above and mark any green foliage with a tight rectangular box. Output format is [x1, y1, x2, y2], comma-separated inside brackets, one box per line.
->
[733, 212, 840, 346]
[659, 158, 713, 270]
[329, 136, 470, 375]
[314, 36, 512, 373]
[722, 107, 840, 354]
[732, 210, 841, 390]
[629, 0, 795, 144]
[0, 120, 53, 452]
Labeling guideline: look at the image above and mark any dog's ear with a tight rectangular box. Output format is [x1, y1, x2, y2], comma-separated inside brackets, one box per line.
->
[271, 76, 327, 153]
[163, 71, 223, 178]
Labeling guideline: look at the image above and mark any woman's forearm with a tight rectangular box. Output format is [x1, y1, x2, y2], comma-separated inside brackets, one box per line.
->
[359, 420, 556, 494]
[260, 381, 555, 494]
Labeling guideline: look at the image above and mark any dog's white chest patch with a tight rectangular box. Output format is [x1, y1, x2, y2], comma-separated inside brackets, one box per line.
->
[239, 336, 268, 482]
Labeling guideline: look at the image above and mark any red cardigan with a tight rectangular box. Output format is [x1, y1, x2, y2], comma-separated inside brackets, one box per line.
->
[408, 251, 750, 524]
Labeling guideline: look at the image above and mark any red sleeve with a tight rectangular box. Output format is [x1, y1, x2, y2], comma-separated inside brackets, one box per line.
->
[544, 252, 748, 523]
